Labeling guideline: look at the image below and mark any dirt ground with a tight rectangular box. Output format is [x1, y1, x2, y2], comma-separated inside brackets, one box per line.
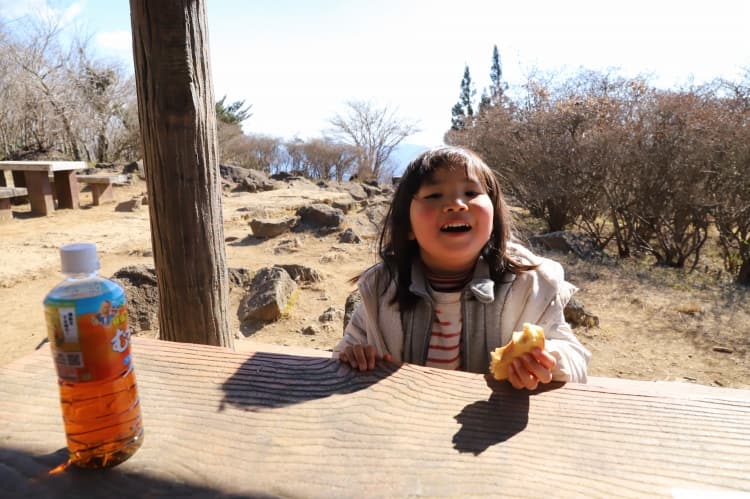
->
[1, 177, 748, 389]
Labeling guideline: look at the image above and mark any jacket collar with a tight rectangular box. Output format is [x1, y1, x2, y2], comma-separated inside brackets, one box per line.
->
[408, 257, 510, 303]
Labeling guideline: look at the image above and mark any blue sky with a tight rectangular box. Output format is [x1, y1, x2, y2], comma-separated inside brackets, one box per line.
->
[1, 0, 748, 146]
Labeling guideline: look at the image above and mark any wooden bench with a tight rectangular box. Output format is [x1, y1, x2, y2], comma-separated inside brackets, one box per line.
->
[0, 186, 29, 222]
[76, 174, 129, 205]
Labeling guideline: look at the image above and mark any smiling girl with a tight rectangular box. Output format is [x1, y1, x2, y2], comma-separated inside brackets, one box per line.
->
[334, 146, 590, 389]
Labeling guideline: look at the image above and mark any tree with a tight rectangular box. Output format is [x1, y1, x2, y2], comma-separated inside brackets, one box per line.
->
[328, 100, 419, 181]
[282, 138, 358, 180]
[0, 15, 139, 162]
[215, 95, 252, 125]
[489, 44, 507, 104]
[130, 0, 233, 348]
[451, 65, 476, 130]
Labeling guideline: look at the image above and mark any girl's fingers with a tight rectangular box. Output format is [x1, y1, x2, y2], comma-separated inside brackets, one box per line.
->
[352, 345, 369, 371]
[520, 352, 552, 384]
[365, 345, 377, 370]
[531, 348, 557, 371]
[511, 358, 539, 390]
[339, 346, 392, 371]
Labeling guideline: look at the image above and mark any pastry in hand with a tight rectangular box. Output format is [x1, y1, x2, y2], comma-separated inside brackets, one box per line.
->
[489, 323, 546, 380]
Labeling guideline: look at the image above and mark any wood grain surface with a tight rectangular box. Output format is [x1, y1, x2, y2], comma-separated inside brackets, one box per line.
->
[1, 337, 748, 498]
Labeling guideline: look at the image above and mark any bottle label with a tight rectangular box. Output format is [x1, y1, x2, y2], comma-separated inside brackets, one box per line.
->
[44, 287, 132, 382]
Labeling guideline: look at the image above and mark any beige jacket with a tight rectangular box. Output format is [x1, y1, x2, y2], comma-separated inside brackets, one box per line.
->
[334, 243, 591, 383]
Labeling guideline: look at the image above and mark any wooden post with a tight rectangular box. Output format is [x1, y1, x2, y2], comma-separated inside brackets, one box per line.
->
[129, 0, 233, 348]
[52, 170, 79, 209]
[24, 171, 55, 215]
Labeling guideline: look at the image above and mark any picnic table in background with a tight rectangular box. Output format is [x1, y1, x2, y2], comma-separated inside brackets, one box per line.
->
[0, 337, 748, 498]
[0, 161, 86, 216]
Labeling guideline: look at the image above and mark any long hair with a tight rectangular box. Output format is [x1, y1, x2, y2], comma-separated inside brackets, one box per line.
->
[373, 146, 536, 310]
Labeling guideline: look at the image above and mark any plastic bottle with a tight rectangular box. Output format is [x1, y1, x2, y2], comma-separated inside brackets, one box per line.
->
[43, 242, 143, 468]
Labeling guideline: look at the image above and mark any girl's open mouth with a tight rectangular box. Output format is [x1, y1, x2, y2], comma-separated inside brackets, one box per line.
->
[441, 223, 471, 233]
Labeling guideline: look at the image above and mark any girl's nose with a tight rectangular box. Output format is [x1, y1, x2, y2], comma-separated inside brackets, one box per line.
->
[444, 196, 468, 212]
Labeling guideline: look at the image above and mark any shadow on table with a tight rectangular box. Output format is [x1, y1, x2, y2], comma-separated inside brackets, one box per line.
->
[219, 351, 400, 411]
[0, 447, 271, 499]
[452, 376, 565, 455]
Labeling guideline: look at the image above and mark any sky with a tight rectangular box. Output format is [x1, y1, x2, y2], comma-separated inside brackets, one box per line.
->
[1, 0, 749, 146]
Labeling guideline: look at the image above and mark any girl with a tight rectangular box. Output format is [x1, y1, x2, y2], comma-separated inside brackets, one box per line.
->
[334, 146, 590, 389]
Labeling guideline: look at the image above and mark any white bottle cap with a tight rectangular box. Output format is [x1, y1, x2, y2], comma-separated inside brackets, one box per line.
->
[60, 243, 100, 274]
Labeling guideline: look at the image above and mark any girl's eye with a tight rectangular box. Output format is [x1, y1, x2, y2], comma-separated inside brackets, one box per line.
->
[465, 191, 480, 197]
[423, 192, 441, 199]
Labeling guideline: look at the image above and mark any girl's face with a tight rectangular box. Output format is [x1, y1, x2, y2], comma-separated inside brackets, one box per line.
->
[408, 166, 494, 273]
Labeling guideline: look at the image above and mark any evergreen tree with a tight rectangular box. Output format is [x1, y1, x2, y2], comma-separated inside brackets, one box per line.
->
[451, 65, 476, 130]
[489, 45, 507, 104]
[451, 102, 465, 130]
[460, 65, 476, 117]
[478, 89, 491, 115]
[215, 95, 253, 125]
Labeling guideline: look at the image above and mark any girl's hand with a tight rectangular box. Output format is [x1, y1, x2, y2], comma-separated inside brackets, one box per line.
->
[508, 348, 557, 390]
[338, 344, 392, 371]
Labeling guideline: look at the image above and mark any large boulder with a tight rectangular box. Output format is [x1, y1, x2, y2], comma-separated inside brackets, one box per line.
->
[110, 266, 159, 333]
[296, 203, 345, 229]
[219, 164, 277, 192]
[238, 267, 297, 322]
[249, 216, 300, 238]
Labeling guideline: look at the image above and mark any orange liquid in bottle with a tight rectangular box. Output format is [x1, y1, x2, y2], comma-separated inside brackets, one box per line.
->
[58, 365, 143, 468]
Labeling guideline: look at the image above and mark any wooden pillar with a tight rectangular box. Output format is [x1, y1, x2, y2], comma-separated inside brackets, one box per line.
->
[130, 0, 232, 348]
[11, 171, 26, 188]
[53, 170, 80, 209]
[91, 182, 115, 205]
[0, 198, 12, 223]
[24, 171, 55, 215]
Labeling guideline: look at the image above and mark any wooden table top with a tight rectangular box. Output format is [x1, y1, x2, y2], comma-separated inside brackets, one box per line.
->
[0, 161, 87, 172]
[1, 337, 748, 498]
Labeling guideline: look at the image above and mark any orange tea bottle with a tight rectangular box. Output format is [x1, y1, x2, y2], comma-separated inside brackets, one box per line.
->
[43, 242, 143, 468]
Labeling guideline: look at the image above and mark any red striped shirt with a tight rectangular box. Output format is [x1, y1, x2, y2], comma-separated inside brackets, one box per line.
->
[425, 290, 462, 370]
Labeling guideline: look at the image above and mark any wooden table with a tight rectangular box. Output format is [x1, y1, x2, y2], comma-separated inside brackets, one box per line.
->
[0, 161, 86, 215]
[1, 338, 748, 498]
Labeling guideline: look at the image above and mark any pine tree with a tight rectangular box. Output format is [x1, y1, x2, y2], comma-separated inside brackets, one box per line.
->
[450, 102, 465, 130]
[478, 89, 491, 116]
[489, 45, 507, 105]
[451, 65, 476, 130]
[215, 95, 253, 125]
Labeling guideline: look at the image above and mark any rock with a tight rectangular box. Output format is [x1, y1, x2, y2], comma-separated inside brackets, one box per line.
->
[115, 198, 142, 212]
[123, 160, 145, 179]
[274, 237, 302, 254]
[219, 164, 277, 192]
[333, 182, 368, 201]
[361, 182, 384, 197]
[528, 231, 598, 259]
[344, 290, 362, 332]
[228, 267, 253, 290]
[277, 264, 322, 284]
[338, 228, 362, 244]
[242, 168, 277, 192]
[332, 199, 356, 214]
[249, 216, 300, 238]
[301, 325, 320, 336]
[296, 204, 345, 228]
[219, 164, 250, 184]
[238, 267, 297, 322]
[318, 307, 339, 323]
[564, 297, 599, 328]
[110, 266, 159, 333]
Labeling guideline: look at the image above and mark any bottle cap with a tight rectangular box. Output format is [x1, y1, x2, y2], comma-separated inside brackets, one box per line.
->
[60, 243, 100, 274]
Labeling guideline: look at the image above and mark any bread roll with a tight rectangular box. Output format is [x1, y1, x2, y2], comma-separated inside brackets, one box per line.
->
[489, 323, 545, 380]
